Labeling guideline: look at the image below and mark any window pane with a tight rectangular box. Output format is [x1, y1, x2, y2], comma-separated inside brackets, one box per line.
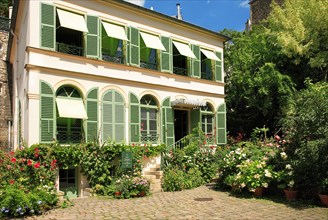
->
[149, 120, 156, 131]
[141, 108, 147, 119]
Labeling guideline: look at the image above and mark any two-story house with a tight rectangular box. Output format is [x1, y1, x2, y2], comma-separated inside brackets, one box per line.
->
[7, 0, 229, 196]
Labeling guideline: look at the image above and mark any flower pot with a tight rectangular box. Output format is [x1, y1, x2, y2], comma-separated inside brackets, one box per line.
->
[231, 184, 240, 192]
[138, 191, 146, 197]
[318, 194, 328, 206]
[254, 187, 264, 197]
[114, 191, 122, 197]
[284, 189, 298, 201]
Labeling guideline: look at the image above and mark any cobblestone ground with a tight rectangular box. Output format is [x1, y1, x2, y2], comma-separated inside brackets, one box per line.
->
[27, 185, 328, 220]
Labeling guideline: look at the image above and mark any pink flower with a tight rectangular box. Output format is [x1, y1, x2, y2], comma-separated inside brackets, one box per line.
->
[274, 135, 281, 141]
[34, 154, 39, 158]
[9, 151, 14, 156]
[11, 157, 17, 163]
[7, 165, 11, 170]
[266, 143, 273, 147]
[34, 161, 41, 169]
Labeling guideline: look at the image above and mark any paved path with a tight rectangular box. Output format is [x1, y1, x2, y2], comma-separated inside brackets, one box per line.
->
[28, 185, 327, 220]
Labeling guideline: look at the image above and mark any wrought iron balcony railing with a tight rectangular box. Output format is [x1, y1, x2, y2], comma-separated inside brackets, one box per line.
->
[140, 61, 158, 70]
[56, 43, 83, 56]
[57, 126, 83, 144]
[173, 66, 188, 76]
[201, 72, 213, 80]
[140, 134, 159, 143]
[102, 52, 124, 64]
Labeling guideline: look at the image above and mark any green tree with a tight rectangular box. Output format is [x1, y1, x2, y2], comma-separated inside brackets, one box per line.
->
[266, 0, 328, 84]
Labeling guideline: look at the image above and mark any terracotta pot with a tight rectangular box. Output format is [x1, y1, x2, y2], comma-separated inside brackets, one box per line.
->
[284, 189, 298, 201]
[114, 191, 122, 196]
[254, 187, 264, 197]
[139, 191, 146, 197]
[319, 194, 328, 206]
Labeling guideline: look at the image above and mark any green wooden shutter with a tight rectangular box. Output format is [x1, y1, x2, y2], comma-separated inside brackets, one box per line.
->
[40, 81, 54, 142]
[190, 108, 201, 132]
[102, 91, 113, 142]
[86, 15, 99, 58]
[129, 92, 140, 143]
[40, 3, 55, 50]
[160, 36, 172, 73]
[192, 45, 200, 78]
[215, 52, 223, 82]
[114, 91, 125, 143]
[217, 103, 226, 145]
[125, 27, 130, 64]
[86, 88, 98, 142]
[162, 98, 174, 149]
[129, 27, 140, 66]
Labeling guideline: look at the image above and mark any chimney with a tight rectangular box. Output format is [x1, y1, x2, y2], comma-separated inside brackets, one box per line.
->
[176, 3, 183, 20]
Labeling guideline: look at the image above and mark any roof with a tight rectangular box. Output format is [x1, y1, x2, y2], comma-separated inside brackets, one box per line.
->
[7, 0, 230, 62]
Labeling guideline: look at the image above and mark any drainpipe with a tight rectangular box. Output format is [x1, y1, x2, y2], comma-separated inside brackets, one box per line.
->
[7, 119, 12, 151]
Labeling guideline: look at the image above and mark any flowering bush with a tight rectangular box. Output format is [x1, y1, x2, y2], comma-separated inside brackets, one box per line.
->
[113, 174, 150, 198]
[277, 163, 296, 190]
[237, 159, 276, 192]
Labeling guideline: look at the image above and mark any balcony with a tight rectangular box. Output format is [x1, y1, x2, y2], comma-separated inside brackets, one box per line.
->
[141, 134, 159, 144]
[173, 66, 188, 76]
[102, 52, 124, 64]
[140, 61, 157, 70]
[57, 126, 83, 144]
[56, 43, 83, 57]
[201, 72, 213, 80]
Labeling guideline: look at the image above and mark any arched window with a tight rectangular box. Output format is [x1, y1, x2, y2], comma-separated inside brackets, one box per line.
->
[140, 95, 158, 143]
[200, 102, 214, 138]
[56, 86, 86, 144]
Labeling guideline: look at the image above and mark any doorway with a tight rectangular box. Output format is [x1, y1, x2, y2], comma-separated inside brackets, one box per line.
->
[174, 110, 188, 142]
[59, 168, 78, 198]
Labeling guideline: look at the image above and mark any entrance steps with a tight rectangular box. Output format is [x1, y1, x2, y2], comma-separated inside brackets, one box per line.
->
[144, 165, 163, 193]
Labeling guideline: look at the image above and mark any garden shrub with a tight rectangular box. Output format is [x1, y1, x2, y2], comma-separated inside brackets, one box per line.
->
[163, 166, 185, 192]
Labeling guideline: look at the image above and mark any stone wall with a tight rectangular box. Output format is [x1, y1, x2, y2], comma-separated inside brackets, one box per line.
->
[0, 27, 12, 149]
[250, 0, 284, 25]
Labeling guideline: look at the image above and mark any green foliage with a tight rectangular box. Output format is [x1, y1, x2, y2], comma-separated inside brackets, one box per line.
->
[0, 0, 9, 17]
[162, 166, 185, 192]
[112, 174, 150, 199]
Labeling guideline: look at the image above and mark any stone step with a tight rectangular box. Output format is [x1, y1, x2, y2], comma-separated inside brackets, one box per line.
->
[149, 167, 161, 172]
[144, 174, 161, 180]
[149, 179, 161, 184]
[144, 170, 163, 176]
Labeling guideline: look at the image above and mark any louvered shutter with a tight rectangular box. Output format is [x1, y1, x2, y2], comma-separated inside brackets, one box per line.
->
[40, 3, 55, 50]
[215, 52, 223, 82]
[102, 91, 113, 142]
[129, 93, 140, 143]
[86, 15, 99, 58]
[190, 108, 201, 132]
[129, 27, 140, 66]
[162, 98, 174, 149]
[160, 36, 172, 73]
[192, 45, 200, 78]
[40, 81, 55, 142]
[216, 103, 226, 145]
[114, 91, 125, 142]
[86, 88, 98, 142]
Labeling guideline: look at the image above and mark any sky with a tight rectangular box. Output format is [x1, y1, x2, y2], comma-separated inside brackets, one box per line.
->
[124, 0, 251, 32]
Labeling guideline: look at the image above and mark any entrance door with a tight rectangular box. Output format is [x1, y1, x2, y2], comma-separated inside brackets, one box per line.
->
[174, 110, 188, 142]
[59, 168, 78, 198]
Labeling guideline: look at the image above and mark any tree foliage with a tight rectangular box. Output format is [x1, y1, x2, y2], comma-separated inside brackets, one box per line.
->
[0, 0, 9, 17]
[222, 0, 327, 137]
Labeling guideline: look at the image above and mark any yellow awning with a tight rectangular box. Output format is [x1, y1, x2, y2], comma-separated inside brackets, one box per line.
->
[56, 9, 89, 33]
[200, 49, 221, 61]
[56, 98, 88, 119]
[173, 41, 196, 59]
[140, 32, 166, 51]
[102, 22, 128, 41]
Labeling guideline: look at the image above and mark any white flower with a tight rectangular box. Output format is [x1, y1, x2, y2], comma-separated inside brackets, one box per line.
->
[264, 169, 272, 178]
[288, 180, 295, 188]
[288, 171, 293, 176]
[280, 152, 287, 160]
[254, 174, 260, 179]
[241, 183, 246, 188]
[262, 182, 268, 188]
[256, 164, 263, 169]
[235, 148, 241, 155]
[242, 154, 246, 158]
[285, 164, 292, 170]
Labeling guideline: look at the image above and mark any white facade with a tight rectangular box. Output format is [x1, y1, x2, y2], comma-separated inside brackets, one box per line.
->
[8, 0, 228, 149]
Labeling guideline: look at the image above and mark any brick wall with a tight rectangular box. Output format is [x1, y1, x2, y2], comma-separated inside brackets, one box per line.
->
[250, 0, 284, 25]
[0, 28, 12, 149]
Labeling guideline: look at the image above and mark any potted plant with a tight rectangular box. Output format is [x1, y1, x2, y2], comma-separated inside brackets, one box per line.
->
[318, 177, 328, 206]
[238, 159, 275, 197]
[277, 164, 298, 201]
[132, 177, 150, 197]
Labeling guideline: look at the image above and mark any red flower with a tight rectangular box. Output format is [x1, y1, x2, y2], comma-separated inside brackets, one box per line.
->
[210, 146, 215, 149]
[274, 135, 281, 141]
[20, 167, 24, 171]
[9, 179, 15, 185]
[34, 154, 39, 158]
[132, 143, 135, 146]
[144, 143, 147, 147]
[11, 157, 17, 163]
[9, 151, 14, 156]
[27, 159, 33, 166]
[34, 161, 41, 169]
[203, 141, 207, 145]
